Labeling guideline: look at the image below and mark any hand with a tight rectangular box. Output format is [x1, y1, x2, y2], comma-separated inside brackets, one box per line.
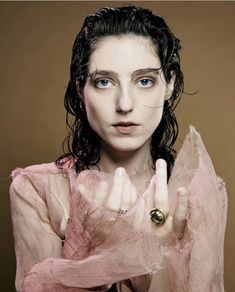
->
[76, 168, 137, 243]
[77, 167, 137, 211]
[106, 167, 138, 212]
[128, 159, 189, 240]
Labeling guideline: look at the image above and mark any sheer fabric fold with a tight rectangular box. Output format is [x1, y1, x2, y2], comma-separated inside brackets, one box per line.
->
[10, 127, 227, 291]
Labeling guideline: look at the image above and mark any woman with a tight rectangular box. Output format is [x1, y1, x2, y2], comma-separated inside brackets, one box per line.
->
[10, 6, 227, 292]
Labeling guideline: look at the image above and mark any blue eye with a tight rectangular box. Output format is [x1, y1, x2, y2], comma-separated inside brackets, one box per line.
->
[137, 78, 154, 88]
[94, 79, 114, 89]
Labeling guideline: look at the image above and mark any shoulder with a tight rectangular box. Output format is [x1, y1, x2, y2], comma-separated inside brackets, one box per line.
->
[10, 158, 76, 201]
[11, 156, 76, 179]
[9, 160, 76, 241]
[11, 159, 74, 178]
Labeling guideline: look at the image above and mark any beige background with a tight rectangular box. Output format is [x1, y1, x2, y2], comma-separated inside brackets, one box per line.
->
[0, 1, 234, 291]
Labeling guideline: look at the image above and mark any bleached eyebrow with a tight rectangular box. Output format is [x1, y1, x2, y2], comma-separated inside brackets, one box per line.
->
[88, 67, 161, 80]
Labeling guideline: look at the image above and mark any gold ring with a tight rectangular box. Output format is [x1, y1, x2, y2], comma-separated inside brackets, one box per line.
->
[150, 208, 169, 226]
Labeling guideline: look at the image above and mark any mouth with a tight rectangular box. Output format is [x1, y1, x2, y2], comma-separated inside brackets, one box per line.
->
[112, 121, 140, 134]
[112, 121, 139, 127]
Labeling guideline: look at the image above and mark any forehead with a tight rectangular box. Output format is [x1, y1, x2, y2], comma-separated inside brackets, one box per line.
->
[88, 35, 161, 74]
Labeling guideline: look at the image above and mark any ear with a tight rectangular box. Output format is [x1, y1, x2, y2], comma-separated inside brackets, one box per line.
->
[165, 71, 175, 101]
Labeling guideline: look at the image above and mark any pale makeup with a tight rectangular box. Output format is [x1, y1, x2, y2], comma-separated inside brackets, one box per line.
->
[82, 35, 174, 175]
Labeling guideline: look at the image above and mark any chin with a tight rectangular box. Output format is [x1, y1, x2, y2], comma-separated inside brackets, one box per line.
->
[107, 137, 150, 153]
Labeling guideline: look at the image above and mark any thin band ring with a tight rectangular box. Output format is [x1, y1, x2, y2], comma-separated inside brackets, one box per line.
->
[117, 209, 128, 216]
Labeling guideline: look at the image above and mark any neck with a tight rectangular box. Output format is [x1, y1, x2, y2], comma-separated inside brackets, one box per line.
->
[97, 142, 154, 177]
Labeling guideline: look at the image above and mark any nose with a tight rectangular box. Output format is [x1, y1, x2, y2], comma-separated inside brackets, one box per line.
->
[115, 87, 134, 113]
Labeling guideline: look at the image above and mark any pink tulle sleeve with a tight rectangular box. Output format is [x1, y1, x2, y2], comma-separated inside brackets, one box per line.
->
[9, 168, 64, 291]
[10, 127, 227, 292]
[159, 126, 227, 291]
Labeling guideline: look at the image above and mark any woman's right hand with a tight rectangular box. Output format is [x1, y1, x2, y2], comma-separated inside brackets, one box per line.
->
[76, 168, 137, 244]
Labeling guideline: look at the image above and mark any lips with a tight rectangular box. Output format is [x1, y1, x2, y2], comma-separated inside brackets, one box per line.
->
[112, 121, 139, 134]
[112, 121, 139, 127]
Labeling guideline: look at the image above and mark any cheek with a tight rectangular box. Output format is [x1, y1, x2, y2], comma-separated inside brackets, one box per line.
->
[84, 98, 106, 135]
[84, 100, 94, 118]
[83, 91, 98, 117]
[85, 103, 98, 128]
[139, 87, 166, 112]
[145, 91, 165, 125]
[146, 107, 164, 131]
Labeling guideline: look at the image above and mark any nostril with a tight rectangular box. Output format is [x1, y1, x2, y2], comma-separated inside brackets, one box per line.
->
[116, 96, 134, 113]
[116, 106, 133, 114]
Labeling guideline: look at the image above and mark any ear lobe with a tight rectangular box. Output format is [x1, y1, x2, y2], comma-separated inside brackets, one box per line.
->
[165, 71, 175, 101]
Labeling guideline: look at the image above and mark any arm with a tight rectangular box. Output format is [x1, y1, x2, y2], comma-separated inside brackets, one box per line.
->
[10, 172, 63, 291]
[10, 171, 114, 292]
[147, 128, 228, 292]
[159, 177, 227, 292]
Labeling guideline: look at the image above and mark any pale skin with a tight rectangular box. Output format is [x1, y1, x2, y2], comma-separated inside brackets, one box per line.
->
[78, 35, 189, 240]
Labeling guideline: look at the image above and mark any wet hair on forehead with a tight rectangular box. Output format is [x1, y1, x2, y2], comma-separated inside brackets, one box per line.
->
[71, 6, 181, 84]
[57, 5, 184, 179]
[88, 33, 160, 65]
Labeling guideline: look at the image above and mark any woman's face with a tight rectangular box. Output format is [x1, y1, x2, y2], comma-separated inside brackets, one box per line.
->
[82, 35, 174, 155]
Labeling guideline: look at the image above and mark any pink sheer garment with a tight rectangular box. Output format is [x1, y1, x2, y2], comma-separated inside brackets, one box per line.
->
[10, 127, 227, 292]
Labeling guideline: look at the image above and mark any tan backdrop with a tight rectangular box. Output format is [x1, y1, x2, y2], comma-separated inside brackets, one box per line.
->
[0, 1, 234, 291]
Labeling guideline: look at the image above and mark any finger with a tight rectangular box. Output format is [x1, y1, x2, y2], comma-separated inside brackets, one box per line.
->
[107, 167, 125, 210]
[77, 184, 90, 200]
[126, 173, 153, 224]
[145, 174, 156, 212]
[173, 187, 189, 240]
[130, 183, 138, 205]
[130, 196, 146, 228]
[120, 174, 133, 210]
[93, 181, 109, 206]
[154, 159, 168, 212]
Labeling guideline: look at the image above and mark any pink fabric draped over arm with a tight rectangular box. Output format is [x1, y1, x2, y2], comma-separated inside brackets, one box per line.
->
[10, 127, 227, 291]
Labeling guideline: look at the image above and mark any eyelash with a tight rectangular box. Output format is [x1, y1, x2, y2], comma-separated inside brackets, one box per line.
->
[94, 79, 114, 89]
[93, 77, 156, 89]
[137, 78, 155, 88]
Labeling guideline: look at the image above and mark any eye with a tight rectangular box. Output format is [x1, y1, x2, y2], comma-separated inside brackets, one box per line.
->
[94, 79, 114, 89]
[137, 78, 154, 88]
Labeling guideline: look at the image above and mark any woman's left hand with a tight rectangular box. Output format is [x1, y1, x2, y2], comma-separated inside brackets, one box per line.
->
[129, 158, 189, 241]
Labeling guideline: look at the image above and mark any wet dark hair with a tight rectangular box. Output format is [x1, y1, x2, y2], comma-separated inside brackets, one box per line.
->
[56, 5, 184, 179]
